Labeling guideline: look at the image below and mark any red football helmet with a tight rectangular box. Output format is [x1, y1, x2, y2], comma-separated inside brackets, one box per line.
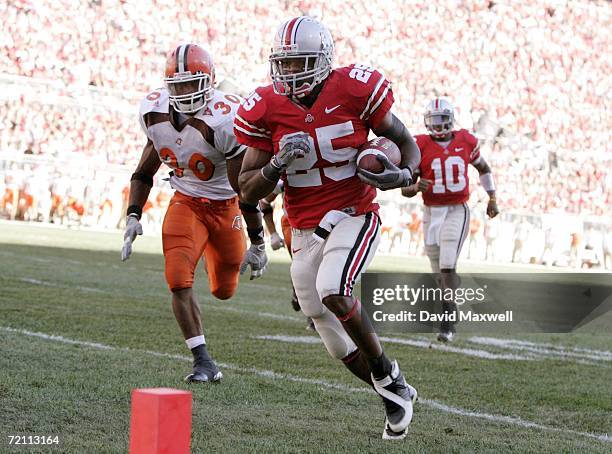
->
[164, 44, 215, 114]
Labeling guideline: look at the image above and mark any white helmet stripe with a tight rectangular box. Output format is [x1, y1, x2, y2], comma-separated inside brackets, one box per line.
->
[177, 44, 188, 73]
[281, 19, 292, 45]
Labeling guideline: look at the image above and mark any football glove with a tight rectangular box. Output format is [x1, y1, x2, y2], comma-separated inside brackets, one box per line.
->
[121, 214, 143, 261]
[270, 232, 285, 250]
[273, 133, 310, 169]
[358, 155, 412, 191]
[240, 243, 268, 280]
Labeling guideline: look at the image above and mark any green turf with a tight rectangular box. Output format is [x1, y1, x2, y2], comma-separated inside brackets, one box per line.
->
[0, 222, 610, 453]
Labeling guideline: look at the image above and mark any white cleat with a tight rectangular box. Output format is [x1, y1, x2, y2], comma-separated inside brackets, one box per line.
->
[372, 360, 418, 440]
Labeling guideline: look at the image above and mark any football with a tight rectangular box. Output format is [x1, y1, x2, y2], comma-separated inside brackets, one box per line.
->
[356, 137, 401, 173]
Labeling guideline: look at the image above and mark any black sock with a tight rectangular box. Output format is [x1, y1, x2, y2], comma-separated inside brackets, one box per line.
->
[191, 344, 211, 364]
[367, 352, 392, 380]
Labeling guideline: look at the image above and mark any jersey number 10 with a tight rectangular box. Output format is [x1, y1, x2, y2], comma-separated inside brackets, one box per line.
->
[431, 156, 467, 193]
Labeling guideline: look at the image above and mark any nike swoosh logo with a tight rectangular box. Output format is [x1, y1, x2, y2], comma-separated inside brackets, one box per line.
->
[325, 105, 341, 114]
[455, 147, 463, 152]
[292, 248, 302, 254]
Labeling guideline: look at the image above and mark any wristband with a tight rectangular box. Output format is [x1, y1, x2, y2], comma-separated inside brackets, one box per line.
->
[247, 226, 264, 243]
[126, 205, 142, 220]
[261, 161, 282, 183]
[239, 200, 260, 213]
[480, 173, 496, 192]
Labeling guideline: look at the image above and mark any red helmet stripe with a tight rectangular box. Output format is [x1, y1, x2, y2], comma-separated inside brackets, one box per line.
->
[284, 17, 299, 45]
[435, 98, 439, 109]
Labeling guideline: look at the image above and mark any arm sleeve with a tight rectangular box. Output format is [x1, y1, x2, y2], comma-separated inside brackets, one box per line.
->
[233, 90, 274, 153]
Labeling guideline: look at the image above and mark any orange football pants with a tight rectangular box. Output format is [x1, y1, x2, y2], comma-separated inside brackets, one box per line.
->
[281, 214, 293, 255]
[162, 191, 246, 300]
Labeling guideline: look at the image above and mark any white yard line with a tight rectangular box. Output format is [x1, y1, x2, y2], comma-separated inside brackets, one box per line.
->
[12, 277, 302, 321]
[242, 282, 292, 293]
[18, 277, 106, 294]
[380, 336, 536, 361]
[467, 337, 612, 363]
[255, 335, 323, 344]
[255, 334, 536, 361]
[212, 306, 302, 322]
[2, 326, 609, 444]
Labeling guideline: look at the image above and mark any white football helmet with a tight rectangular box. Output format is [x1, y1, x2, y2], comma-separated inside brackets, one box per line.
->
[424, 98, 455, 138]
[269, 16, 334, 97]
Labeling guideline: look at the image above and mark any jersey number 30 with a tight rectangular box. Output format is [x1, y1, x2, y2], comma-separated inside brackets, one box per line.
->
[159, 148, 215, 181]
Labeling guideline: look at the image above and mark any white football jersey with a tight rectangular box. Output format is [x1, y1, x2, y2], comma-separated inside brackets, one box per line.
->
[138, 88, 246, 200]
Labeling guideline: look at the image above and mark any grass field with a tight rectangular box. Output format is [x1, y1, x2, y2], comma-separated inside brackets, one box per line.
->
[1, 221, 611, 453]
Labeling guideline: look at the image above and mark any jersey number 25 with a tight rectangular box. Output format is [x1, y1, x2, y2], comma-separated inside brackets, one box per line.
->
[281, 121, 356, 187]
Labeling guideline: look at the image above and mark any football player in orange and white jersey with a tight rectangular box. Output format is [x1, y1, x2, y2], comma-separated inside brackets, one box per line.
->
[237, 17, 420, 440]
[121, 44, 268, 383]
[402, 98, 499, 342]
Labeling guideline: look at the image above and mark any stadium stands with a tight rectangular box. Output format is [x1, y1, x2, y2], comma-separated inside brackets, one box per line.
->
[0, 0, 609, 265]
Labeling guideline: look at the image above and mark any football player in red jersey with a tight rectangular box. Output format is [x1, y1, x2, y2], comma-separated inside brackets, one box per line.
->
[236, 16, 421, 440]
[121, 44, 268, 384]
[402, 98, 499, 342]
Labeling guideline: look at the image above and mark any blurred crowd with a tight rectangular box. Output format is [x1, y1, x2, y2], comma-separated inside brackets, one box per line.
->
[0, 0, 610, 266]
[375, 196, 612, 270]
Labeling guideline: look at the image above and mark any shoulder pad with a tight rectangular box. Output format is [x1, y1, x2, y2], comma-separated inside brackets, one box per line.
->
[336, 64, 388, 98]
[140, 88, 169, 117]
[458, 129, 478, 147]
[196, 89, 243, 129]
[235, 86, 271, 129]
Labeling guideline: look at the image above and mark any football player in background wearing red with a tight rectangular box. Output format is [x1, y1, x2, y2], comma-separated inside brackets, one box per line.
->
[402, 98, 499, 342]
[236, 17, 421, 440]
[121, 44, 268, 383]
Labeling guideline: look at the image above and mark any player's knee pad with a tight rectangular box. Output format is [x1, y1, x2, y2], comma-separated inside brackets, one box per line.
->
[164, 249, 195, 292]
[311, 310, 357, 360]
[317, 214, 380, 299]
[316, 248, 365, 300]
[291, 259, 326, 318]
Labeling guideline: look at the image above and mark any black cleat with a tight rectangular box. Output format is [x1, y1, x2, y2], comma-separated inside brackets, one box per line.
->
[184, 359, 223, 383]
[437, 302, 456, 343]
[372, 360, 417, 440]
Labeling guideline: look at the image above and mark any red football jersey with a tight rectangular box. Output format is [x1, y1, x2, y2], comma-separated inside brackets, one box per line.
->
[415, 129, 480, 206]
[234, 64, 394, 228]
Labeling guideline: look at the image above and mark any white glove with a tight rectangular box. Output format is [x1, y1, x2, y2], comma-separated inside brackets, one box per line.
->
[273, 133, 310, 169]
[270, 232, 285, 250]
[240, 243, 268, 280]
[357, 155, 412, 190]
[121, 214, 143, 261]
